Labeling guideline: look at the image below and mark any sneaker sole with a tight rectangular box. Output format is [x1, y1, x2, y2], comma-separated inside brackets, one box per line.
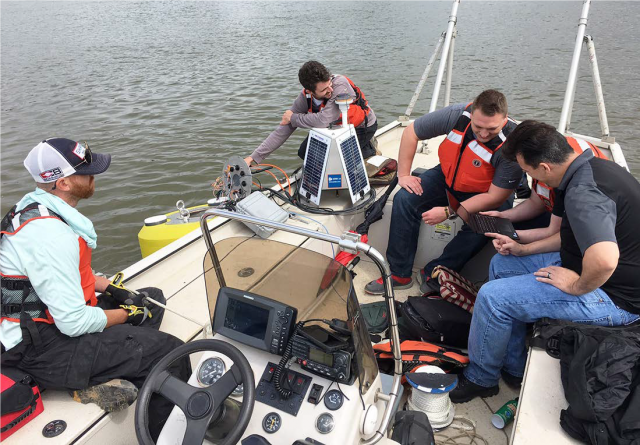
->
[364, 282, 413, 295]
[71, 379, 138, 412]
[450, 385, 499, 404]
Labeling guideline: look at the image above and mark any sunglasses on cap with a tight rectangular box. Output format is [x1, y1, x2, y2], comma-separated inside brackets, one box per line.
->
[72, 141, 93, 169]
[51, 141, 93, 190]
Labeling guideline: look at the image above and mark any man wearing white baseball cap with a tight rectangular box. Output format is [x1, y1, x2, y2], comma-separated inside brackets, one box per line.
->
[1, 138, 190, 440]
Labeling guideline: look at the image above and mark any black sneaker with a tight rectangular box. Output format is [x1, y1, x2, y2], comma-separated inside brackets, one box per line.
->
[501, 369, 523, 389]
[70, 379, 138, 412]
[450, 373, 499, 403]
[365, 275, 413, 295]
[419, 270, 441, 295]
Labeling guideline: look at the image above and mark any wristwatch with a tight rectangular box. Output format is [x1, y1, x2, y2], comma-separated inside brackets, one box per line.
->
[445, 206, 457, 220]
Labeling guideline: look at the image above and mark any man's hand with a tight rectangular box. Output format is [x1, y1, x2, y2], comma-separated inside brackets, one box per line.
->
[398, 175, 423, 195]
[479, 210, 503, 218]
[534, 266, 581, 294]
[120, 304, 152, 326]
[422, 207, 447, 225]
[487, 232, 526, 256]
[105, 284, 136, 305]
[119, 292, 152, 326]
[280, 110, 293, 126]
[243, 156, 255, 167]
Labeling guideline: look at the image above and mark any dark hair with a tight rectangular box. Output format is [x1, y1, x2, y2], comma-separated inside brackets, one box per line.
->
[473, 89, 508, 116]
[298, 61, 331, 93]
[502, 120, 574, 167]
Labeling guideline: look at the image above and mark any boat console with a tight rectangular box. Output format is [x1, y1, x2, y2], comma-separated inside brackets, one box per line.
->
[135, 215, 402, 445]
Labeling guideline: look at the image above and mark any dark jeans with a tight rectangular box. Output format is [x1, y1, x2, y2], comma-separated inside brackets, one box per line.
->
[386, 165, 513, 278]
[1, 287, 191, 441]
[298, 121, 379, 160]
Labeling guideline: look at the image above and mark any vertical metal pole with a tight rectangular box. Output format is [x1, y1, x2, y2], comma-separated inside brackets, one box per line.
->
[585, 35, 610, 137]
[404, 33, 446, 117]
[429, 0, 460, 113]
[443, 27, 456, 107]
[558, 0, 591, 133]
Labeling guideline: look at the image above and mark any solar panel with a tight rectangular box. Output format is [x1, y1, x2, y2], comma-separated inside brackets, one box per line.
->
[300, 131, 331, 205]
[337, 133, 370, 203]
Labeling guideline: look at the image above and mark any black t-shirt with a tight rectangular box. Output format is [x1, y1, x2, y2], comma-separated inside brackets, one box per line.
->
[557, 151, 640, 313]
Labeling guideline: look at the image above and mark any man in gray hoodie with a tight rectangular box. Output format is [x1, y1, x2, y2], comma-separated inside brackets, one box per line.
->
[244, 61, 377, 166]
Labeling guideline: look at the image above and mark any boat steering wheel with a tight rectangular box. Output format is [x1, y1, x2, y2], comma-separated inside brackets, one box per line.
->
[135, 339, 255, 445]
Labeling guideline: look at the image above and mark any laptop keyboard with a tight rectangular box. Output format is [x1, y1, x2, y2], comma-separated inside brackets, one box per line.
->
[472, 215, 500, 233]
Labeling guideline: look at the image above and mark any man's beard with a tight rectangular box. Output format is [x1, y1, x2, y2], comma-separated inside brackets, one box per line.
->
[71, 179, 94, 199]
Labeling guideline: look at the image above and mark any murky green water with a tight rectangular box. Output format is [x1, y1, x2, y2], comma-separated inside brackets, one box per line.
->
[2, 1, 639, 273]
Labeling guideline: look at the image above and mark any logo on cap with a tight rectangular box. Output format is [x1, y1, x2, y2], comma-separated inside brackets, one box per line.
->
[72, 143, 86, 159]
[40, 167, 63, 182]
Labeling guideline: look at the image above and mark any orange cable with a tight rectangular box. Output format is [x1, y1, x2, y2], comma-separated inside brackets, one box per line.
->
[260, 169, 285, 192]
[255, 163, 292, 194]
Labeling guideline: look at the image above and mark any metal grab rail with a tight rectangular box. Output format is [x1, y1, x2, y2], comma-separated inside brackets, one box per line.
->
[404, 32, 445, 117]
[585, 34, 611, 139]
[199, 209, 403, 444]
[558, 0, 591, 134]
[429, 0, 460, 113]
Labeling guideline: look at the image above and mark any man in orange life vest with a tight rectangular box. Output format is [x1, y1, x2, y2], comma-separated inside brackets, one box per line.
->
[0, 138, 190, 440]
[244, 60, 378, 166]
[481, 136, 608, 244]
[366, 90, 523, 294]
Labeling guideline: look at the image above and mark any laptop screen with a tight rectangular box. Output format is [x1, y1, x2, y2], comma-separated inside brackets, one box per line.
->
[446, 190, 471, 224]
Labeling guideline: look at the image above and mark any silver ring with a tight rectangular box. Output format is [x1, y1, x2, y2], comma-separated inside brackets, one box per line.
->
[547, 272, 551, 279]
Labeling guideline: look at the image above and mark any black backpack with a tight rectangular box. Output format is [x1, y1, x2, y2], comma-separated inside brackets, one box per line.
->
[398, 296, 471, 348]
[391, 410, 435, 445]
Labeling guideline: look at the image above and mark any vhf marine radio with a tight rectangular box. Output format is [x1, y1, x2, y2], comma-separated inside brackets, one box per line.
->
[291, 325, 352, 383]
[212, 287, 297, 355]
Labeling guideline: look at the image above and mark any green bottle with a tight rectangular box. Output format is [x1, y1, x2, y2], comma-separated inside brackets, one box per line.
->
[491, 397, 519, 429]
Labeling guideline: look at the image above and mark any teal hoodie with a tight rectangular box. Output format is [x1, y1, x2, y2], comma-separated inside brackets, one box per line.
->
[0, 189, 107, 350]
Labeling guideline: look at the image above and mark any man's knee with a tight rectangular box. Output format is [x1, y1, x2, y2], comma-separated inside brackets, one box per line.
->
[489, 253, 516, 280]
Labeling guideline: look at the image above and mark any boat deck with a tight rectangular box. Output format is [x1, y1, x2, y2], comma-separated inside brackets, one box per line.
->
[6, 121, 591, 445]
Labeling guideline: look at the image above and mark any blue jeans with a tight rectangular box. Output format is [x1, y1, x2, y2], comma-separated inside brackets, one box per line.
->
[386, 165, 512, 277]
[465, 252, 640, 387]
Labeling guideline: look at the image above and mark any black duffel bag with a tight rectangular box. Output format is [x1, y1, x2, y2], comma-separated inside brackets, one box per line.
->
[398, 296, 471, 348]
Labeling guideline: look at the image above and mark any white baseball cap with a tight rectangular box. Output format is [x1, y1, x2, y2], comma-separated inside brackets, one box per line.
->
[24, 138, 111, 183]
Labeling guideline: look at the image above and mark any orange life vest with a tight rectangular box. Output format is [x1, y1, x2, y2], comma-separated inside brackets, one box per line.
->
[304, 75, 371, 128]
[532, 137, 609, 213]
[0, 203, 97, 325]
[438, 103, 516, 193]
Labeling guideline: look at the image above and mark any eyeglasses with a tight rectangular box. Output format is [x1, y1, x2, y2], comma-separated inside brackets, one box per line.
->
[72, 141, 93, 169]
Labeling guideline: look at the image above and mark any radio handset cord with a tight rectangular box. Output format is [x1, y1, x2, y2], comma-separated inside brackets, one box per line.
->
[274, 318, 350, 399]
[274, 321, 306, 399]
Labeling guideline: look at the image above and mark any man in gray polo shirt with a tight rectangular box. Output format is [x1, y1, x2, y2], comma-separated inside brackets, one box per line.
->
[450, 120, 640, 403]
[365, 90, 522, 295]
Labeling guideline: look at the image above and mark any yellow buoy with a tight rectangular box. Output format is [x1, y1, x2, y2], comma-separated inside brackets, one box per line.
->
[138, 204, 215, 258]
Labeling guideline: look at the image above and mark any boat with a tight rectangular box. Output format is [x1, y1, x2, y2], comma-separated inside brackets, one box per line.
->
[5, 1, 626, 444]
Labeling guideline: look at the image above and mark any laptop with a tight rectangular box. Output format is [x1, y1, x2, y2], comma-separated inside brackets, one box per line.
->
[446, 190, 520, 241]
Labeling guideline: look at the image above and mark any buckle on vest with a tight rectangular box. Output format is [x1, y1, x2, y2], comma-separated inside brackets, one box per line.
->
[1, 303, 22, 315]
[2, 280, 27, 291]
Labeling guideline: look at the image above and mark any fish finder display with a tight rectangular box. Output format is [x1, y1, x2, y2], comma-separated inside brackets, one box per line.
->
[224, 298, 269, 340]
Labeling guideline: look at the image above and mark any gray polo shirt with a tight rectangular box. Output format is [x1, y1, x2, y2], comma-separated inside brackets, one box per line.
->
[555, 150, 640, 313]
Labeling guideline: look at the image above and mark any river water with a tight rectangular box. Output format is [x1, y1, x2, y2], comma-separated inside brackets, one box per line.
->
[2, 1, 639, 273]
